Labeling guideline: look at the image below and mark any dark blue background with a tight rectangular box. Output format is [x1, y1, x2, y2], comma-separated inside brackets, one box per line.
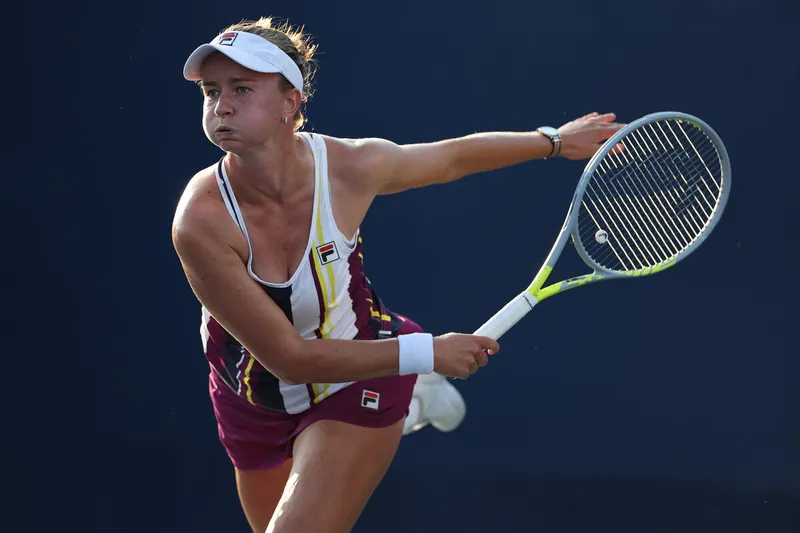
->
[12, 0, 798, 531]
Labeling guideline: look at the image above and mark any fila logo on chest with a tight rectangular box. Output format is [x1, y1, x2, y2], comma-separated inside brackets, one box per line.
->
[316, 241, 340, 265]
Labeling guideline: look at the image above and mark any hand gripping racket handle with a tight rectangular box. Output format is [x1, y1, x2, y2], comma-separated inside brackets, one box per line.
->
[473, 292, 538, 340]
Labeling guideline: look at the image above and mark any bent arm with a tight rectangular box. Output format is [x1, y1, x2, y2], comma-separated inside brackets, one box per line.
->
[172, 207, 404, 385]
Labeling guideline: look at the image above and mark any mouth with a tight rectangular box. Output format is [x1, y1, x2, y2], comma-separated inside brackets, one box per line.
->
[215, 126, 233, 134]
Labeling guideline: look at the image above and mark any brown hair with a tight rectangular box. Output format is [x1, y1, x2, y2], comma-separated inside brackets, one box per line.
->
[221, 17, 318, 130]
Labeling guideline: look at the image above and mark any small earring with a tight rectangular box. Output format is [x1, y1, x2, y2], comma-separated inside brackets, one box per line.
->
[282, 116, 288, 124]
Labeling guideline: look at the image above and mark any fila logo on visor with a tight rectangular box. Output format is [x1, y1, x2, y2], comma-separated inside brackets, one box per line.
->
[361, 390, 380, 410]
[217, 32, 238, 46]
[316, 242, 340, 265]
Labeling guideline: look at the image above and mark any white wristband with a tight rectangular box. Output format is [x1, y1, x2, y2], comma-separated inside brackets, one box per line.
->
[397, 333, 434, 376]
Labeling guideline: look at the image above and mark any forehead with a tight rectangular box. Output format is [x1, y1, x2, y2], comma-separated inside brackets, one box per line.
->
[199, 53, 263, 81]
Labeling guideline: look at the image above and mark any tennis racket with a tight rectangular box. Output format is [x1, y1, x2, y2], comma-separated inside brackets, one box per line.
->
[474, 111, 731, 340]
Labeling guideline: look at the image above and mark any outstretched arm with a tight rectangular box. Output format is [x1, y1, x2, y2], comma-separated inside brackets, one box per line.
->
[348, 112, 624, 195]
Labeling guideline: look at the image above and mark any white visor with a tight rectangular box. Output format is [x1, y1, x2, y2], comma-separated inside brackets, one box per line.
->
[183, 31, 304, 94]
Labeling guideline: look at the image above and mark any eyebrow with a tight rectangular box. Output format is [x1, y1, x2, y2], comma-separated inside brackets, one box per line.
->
[198, 77, 257, 87]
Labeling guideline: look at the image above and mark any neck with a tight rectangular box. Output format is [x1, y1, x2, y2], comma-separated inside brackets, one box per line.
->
[224, 133, 310, 204]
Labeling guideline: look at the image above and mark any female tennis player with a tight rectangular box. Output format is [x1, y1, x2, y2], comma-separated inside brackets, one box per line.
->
[172, 16, 624, 533]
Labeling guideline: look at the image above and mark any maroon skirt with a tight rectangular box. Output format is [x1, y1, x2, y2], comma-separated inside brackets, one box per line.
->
[208, 316, 423, 471]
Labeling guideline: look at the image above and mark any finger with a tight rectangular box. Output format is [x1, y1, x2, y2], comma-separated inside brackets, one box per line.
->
[596, 123, 625, 141]
[475, 336, 500, 355]
[469, 361, 479, 374]
[595, 113, 617, 123]
[475, 350, 489, 367]
[610, 142, 626, 154]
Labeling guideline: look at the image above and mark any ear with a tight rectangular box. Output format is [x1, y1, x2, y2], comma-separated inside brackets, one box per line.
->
[283, 87, 302, 117]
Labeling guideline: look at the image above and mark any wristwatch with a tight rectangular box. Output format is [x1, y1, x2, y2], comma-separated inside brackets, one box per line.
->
[536, 126, 562, 158]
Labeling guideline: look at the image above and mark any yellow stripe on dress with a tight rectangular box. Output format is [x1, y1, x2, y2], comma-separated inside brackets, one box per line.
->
[243, 355, 256, 405]
[366, 298, 391, 322]
[311, 145, 337, 403]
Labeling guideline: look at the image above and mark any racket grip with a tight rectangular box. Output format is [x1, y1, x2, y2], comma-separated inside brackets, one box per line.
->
[473, 292, 538, 340]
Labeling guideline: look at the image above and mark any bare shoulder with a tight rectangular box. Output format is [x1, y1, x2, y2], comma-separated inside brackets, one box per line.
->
[314, 133, 449, 196]
[172, 165, 219, 239]
[172, 164, 242, 261]
[313, 134, 402, 190]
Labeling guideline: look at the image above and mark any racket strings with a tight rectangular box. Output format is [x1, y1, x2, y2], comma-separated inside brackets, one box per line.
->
[578, 119, 724, 272]
[596, 132, 698, 253]
[581, 148, 689, 269]
[657, 121, 720, 218]
[592, 159, 679, 262]
[581, 183, 654, 270]
[581, 122, 721, 268]
[625, 128, 707, 237]
[637, 122, 721, 231]
[582, 156, 703, 269]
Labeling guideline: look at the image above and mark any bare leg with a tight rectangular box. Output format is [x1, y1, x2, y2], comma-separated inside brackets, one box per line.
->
[267, 419, 404, 533]
[235, 458, 294, 533]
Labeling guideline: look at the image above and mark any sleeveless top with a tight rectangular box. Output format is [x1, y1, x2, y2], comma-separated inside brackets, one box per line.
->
[200, 132, 405, 414]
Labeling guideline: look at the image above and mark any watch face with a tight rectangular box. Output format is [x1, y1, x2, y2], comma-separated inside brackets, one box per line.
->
[538, 126, 559, 136]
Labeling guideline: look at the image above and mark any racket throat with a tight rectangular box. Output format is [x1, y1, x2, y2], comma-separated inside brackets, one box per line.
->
[519, 291, 538, 310]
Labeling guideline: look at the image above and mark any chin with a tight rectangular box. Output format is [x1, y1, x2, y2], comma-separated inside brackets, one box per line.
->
[217, 139, 256, 155]
[215, 136, 240, 147]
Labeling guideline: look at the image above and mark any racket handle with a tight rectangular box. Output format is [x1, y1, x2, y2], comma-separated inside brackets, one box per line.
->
[473, 292, 538, 340]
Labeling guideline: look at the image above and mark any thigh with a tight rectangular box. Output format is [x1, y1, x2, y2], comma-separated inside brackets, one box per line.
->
[235, 459, 294, 533]
[267, 419, 405, 533]
[209, 371, 298, 471]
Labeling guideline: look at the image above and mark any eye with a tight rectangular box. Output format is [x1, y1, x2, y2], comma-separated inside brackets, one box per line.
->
[204, 89, 219, 98]
[235, 86, 251, 95]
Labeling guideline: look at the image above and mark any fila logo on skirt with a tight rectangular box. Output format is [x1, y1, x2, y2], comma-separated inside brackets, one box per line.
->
[361, 390, 380, 410]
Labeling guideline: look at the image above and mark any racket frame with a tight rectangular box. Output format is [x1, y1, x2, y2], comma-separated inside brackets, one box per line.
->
[474, 111, 731, 339]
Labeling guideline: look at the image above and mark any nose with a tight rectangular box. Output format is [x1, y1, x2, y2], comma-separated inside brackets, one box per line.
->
[214, 90, 234, 117]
